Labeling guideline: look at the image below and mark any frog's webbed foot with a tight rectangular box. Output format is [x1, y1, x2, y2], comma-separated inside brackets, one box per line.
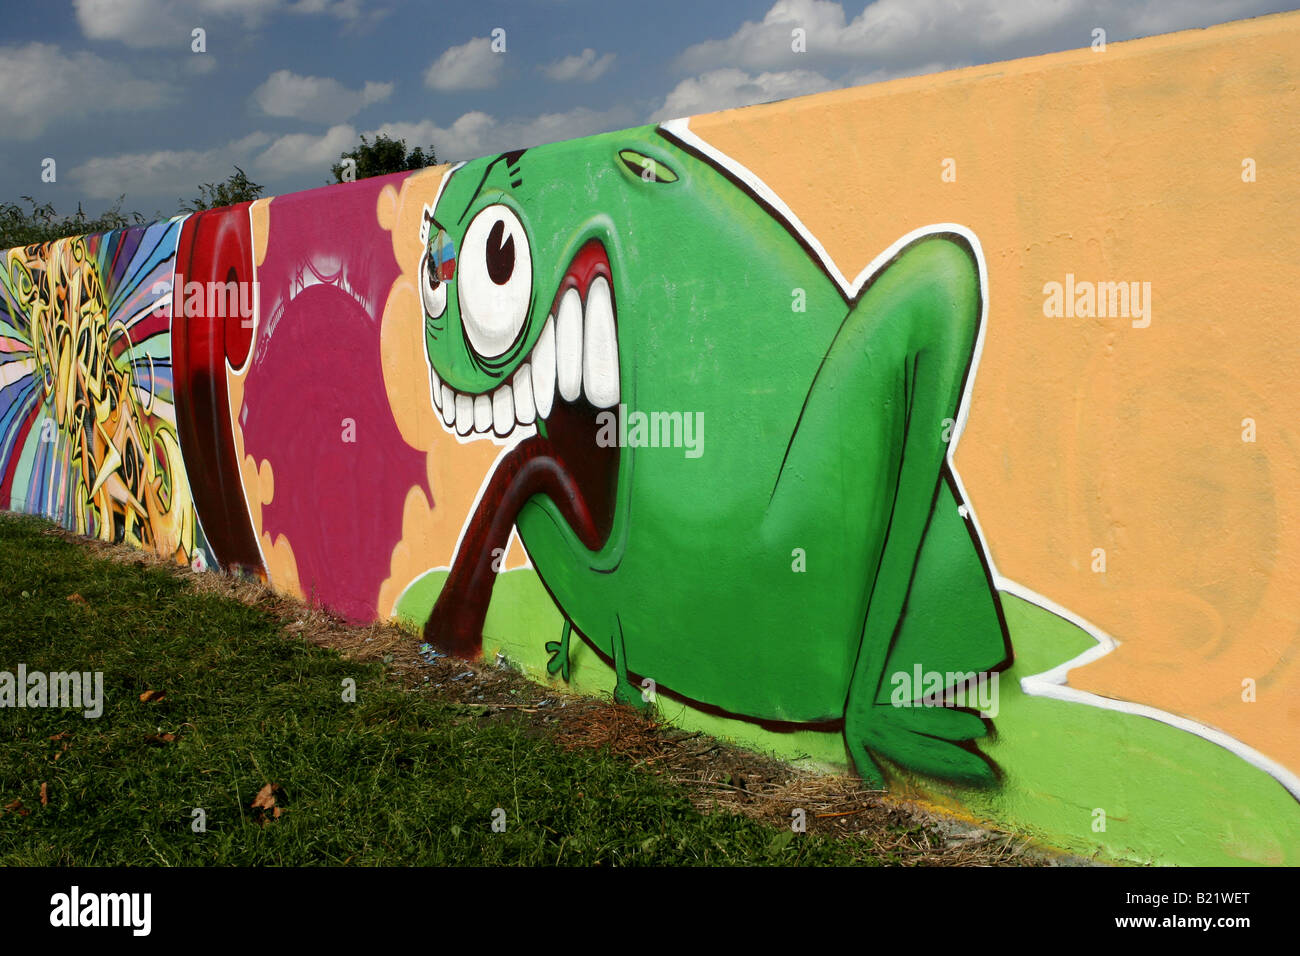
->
[545, 619, 572, 682]
[843, 472, 1006, 788]
[845, 697, 994, 789]
[611, 619, 650, 711]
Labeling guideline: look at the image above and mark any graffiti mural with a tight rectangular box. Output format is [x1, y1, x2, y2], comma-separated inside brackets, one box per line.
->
[414, 129, 1010, 787]
[239, 178, 431, 622]
[172, 204, 264, 578]
[1, 223, 210, 566]
[2, 14, 1298, 865]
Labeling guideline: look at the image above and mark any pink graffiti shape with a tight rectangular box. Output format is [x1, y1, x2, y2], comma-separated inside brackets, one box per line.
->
[243, 173, 430, 622]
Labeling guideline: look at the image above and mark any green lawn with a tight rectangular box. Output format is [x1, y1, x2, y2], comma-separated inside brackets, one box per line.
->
[0, 513, 883, 866]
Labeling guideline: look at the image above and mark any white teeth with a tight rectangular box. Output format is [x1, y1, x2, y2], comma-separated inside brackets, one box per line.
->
[582, 276, 619, 408]
[441, 385, 455, 425]
[492, 385, 514, 435]
[532, 317, 556, 420]
[439, 377, 525, 436]
[513, 363, 536, 424]
[474, 394, 492, 433]
[555, 288, 583, 402]
[433, 275, 621, 439]
[455, 393, 473, 435]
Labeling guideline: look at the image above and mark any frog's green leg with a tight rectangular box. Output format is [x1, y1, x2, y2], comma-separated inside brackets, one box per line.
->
[773, 233, 1006, 786]
[849, 470, 1009, 785]
[545, 619, 572, 682]
[611, 617, 648, 710]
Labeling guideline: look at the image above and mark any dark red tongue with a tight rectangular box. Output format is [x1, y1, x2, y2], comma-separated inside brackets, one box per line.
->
[424, 433, 604, 658]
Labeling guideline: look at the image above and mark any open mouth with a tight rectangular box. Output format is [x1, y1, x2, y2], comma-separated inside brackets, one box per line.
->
[425, 239, 621, 657]
[430, 238, 621, 440]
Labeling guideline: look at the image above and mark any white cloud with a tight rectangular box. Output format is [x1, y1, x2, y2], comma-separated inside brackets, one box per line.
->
[73, 0, 366, 48]
[836, 0, 1087, 58]
[0, 43, 171, 139]
[186, 53, 219, 74]
[650, 68, 835, 122]
[252, 70, 392, 122]
[675, 0, 1088, 72]
[674, 0, 1287, 78]
[675, 0, 850, 73]
[661, 1, 1000, 117]
[285, 0, 363, 18]
[254, 123, 359, 175]
[69, 132, 272, 201]
[1122, 0, 1277, 36]
[541, 48, 616, 83]
[70, 122, 378, 201]
[661, 0, 1278, 121]
[132, 105, 631, 199]
[74, 0, 274, 48]
[423, 37, 504, 91]
[366, 104, 636, 162]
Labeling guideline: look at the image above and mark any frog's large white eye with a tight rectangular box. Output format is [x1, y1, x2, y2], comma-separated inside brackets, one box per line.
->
[458, 204, 531, 359]
[419, 251, 447, 318]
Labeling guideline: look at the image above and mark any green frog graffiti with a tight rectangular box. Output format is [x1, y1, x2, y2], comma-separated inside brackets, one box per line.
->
[417, 121, 1011, 788]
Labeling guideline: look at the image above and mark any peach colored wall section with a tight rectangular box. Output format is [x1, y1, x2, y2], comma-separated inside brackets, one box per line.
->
[690, 12, 1300, 773]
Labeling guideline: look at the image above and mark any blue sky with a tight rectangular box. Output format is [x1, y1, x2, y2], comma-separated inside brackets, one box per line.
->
[3, 0, 1297, 218]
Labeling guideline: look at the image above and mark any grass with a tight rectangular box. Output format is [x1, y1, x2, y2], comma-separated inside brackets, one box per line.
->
[0, 512, 890, 866]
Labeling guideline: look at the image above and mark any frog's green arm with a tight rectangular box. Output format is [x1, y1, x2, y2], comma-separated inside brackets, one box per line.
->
[771, 233, 1006, 786]
[610, 617, 647, 710]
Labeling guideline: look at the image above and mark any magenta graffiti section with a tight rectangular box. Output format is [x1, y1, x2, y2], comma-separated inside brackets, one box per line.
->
[244, 177, 428, 621]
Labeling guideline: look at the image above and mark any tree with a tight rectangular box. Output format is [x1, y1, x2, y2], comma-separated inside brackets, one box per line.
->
[0, 196, 145, 249]
[331, 133, 438, 184]
[182, 166, 264, 212]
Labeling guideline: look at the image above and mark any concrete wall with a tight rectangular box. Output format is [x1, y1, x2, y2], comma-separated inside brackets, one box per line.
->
[2, 12, 1297, 864]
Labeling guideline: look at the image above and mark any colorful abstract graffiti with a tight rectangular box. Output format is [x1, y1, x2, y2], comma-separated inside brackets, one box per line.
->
[2, 14, 1298, 865]
[1, 222, 210, 567]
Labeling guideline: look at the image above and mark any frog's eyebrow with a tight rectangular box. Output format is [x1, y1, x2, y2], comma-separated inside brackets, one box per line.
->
[457, 148, 528, 224]
[422, 207, 448, 238]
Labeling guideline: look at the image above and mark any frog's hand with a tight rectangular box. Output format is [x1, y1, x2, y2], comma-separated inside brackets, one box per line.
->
[848, 468, 1010, 786]
[545, 619, 573, 682]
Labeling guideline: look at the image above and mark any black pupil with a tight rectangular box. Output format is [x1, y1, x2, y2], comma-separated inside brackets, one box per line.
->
[486, 219, 515, 285]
